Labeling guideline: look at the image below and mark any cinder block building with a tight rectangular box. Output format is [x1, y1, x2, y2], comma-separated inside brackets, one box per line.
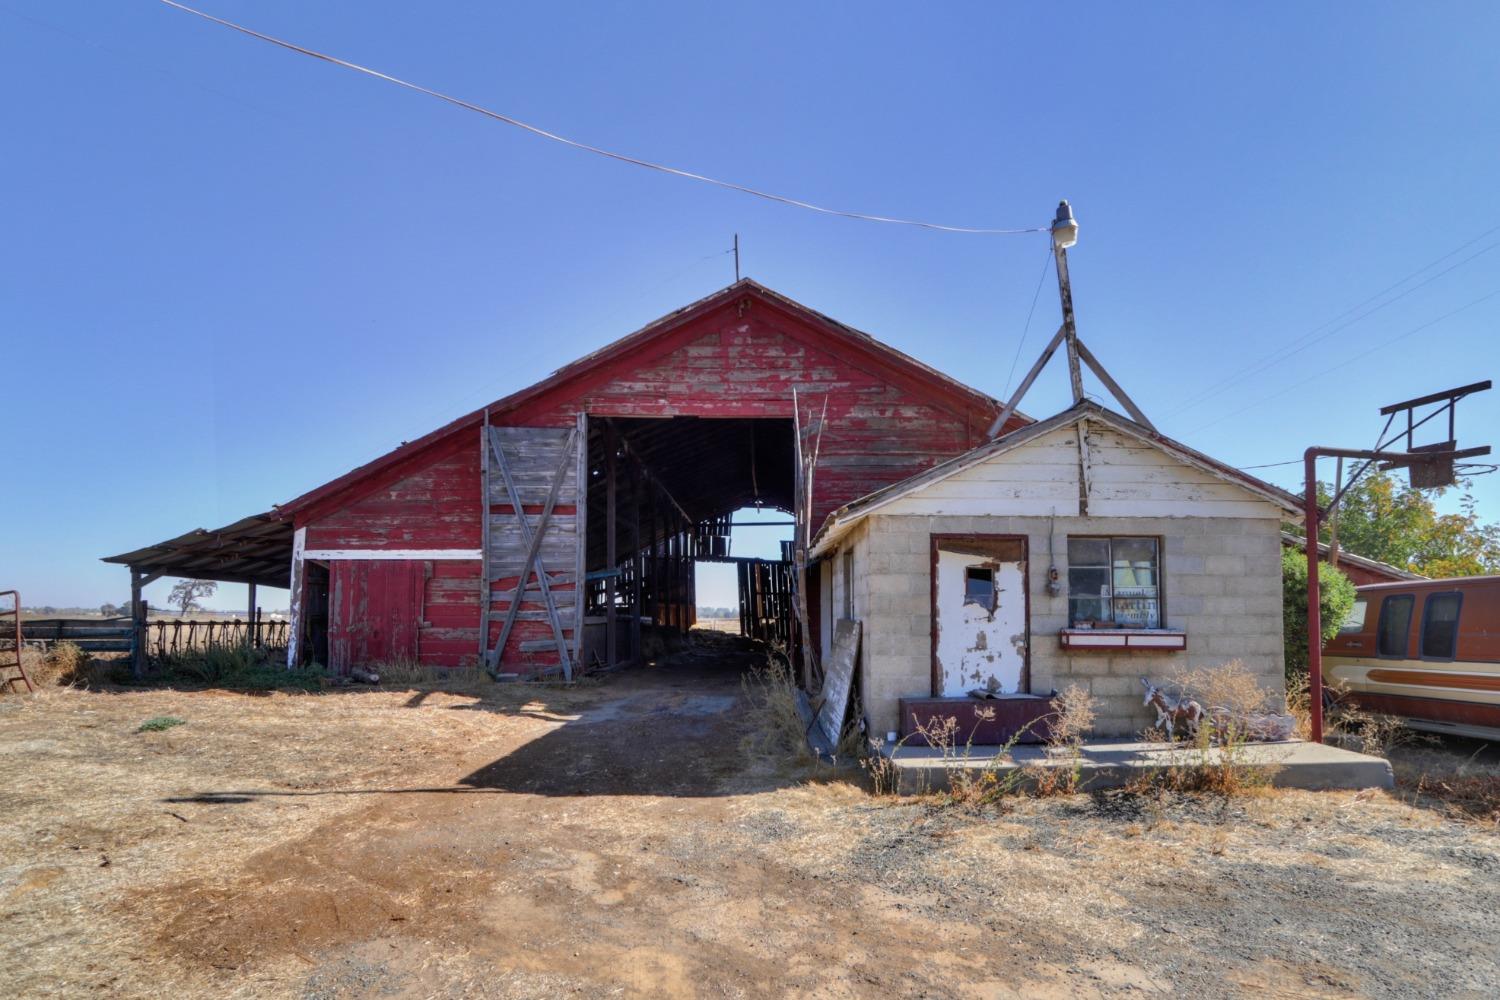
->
[810, 402, 1300, 738]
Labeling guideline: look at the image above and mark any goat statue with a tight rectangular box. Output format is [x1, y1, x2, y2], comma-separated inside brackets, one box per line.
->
[1140, 678, 1206, 742]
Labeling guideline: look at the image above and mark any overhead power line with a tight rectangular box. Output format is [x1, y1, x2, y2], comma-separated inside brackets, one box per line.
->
[1001, 246, 1055, 397]
[1193, 285, 1500, 434]
[157, 1, 1047, 236]
[1166, 228, 1500, 419]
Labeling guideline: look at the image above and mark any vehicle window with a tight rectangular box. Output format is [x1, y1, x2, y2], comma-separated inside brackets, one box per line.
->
[1376, 595, 1415, 658]
[1338, 600, 1368, 634]
[1420, 593, 1462, 660]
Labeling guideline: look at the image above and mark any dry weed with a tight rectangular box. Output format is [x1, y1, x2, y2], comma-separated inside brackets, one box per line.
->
[9, 641, 119, 690]
[740, 652, 817, 769]
[373, 655, 487, 689]
[1020, 683, 1098, 796]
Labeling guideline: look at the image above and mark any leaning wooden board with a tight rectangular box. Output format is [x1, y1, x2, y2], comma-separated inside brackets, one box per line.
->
[815, 619, 861, 750]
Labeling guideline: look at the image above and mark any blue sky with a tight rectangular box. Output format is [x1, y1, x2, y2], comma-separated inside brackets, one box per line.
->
[3, 1, 1497, 611]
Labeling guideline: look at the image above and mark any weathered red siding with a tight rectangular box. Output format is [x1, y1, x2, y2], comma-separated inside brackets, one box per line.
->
[294, 284, 1008, 670]
[500, 295, 996, 527]
[305, 448, 480, 550]
[326, 560, 424, 671]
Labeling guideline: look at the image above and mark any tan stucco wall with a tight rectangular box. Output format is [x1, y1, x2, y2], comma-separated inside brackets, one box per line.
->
[851, 513, 1286, 738]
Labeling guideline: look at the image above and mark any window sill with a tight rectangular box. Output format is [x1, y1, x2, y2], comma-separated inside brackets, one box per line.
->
[1059, 628, 1186, 651]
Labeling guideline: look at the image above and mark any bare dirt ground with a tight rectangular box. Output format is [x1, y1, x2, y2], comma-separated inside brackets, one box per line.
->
[3, 633, 1498, 999]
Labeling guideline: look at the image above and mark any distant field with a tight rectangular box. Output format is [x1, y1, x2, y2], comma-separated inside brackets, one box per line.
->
[693, 617, 740, 634]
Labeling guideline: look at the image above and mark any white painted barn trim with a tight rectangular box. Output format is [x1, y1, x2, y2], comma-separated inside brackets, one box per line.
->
[286, 526, 306, 668]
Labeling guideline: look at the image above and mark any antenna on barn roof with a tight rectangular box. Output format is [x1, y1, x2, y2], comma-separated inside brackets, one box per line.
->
[733, 233, 741, 282]
[986, 202, 1157, 438]
[1301, 379, 1491, 744]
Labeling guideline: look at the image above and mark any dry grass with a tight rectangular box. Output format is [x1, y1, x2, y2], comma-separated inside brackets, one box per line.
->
[369, 655, 488, 690]
[3, 661, 1500, 998]
[0, 678, 590, 998]
[1387, 739, 1500, 827]
[739, 651, 818, 770]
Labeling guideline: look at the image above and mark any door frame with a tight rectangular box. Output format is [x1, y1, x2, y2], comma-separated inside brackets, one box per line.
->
[928, 533, 1031, 696]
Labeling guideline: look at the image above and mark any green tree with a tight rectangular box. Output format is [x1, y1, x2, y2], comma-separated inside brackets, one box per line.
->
[1281, 548, 1356, 681]
[1309, 470, 1500, 577]
[168, 579, 217, 616]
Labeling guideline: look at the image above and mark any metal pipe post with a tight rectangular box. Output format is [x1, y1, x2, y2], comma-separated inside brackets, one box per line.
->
[1304, 449, 1324, 744]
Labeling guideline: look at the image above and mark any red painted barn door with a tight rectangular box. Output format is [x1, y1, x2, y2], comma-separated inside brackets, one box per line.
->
[327, 560, 425, 674]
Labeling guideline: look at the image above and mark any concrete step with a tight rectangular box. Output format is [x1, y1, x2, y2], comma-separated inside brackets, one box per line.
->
[881, 738, 1394, 795]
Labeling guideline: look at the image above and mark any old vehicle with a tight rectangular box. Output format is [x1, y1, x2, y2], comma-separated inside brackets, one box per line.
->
[1322, 576, 1500, 739]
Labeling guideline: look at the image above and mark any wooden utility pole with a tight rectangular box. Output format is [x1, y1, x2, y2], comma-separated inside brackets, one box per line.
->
[985, 201, 1157, 439]
[1052, 201, 1085, 406]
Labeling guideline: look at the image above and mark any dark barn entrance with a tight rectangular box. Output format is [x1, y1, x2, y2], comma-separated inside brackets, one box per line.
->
[579, 416, 798, 672]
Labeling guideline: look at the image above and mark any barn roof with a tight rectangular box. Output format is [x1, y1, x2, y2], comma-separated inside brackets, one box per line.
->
[272, 278, 1013, 521]
[1278, 531, 1426, 582]
[102, 513, 293, 589]
[810, 400, 1304, 556]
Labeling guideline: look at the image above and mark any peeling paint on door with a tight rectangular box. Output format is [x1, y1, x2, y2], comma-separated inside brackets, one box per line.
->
[934, 545, 1025, 696]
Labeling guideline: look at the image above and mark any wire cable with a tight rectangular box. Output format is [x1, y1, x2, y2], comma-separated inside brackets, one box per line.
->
[1165, 234, 1500, 418]
[1237, 459, 1302, 470]
[1192, 285, 1500, 434]
[1001, 246, 1055, 397]
[157, 1, 1047, 236]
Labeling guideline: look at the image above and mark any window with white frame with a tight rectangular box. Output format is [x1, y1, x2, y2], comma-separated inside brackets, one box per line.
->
[1067, 537, 1161, 627]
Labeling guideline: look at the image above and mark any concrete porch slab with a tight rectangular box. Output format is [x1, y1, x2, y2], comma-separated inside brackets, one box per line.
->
[881, 738, 1394, 795]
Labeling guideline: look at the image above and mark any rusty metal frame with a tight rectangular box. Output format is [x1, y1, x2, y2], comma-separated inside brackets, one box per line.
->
[1, 590, 33, 694]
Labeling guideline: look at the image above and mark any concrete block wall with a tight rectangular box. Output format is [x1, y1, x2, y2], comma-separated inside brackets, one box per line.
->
[852, 513, 1286, 738]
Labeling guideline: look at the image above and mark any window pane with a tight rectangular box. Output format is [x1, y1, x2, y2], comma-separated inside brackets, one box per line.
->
[1068, 538, 1110, 566]
[964, 567, 995, 608]
[1068, 566, 1111, 594]
[1114, 597, 1161, 628]
[1338, 600, 1368, 634]
[1112, 537, 1158, 564]
[1421, 594, 1461, 659]
[1377, 595, 1414, 657]
[1069, 596, 1108, 623]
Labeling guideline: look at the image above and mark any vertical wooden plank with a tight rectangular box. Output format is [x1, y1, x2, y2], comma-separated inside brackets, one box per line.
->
[629, 458, 642, 663]
[130, 569, 145, 680]
[488, 426, 576, 677]
[245, 582, 257, 647]
[605, 420, 617, 669]
[572, 411, 588, 675]
[479, 408, 491, 662]
[286, 526, 307, 668]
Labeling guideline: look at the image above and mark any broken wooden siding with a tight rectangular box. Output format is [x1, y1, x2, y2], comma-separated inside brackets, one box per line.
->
[498, 296, 999, 528]
[306, 449, 486, 668]
[291, 286, 1013, 673]
[483, 426, 582, 676]
[305, 448, 481, 549]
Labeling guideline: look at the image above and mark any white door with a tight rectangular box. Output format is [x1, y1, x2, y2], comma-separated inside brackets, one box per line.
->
[933, 537, 1027, 696]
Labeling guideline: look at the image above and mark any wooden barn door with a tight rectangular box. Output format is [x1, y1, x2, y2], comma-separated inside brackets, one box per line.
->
[326, 560, 425, 674]
[482, 419, 585, 679]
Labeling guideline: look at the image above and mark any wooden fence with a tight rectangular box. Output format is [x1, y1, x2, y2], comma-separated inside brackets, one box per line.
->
[20, 616, 288, 658]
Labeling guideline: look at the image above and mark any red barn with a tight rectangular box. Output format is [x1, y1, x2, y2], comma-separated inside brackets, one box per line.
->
[246, 280, 1018, 677]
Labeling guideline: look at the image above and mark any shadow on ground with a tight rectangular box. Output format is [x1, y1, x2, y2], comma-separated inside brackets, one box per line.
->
[165, 630, 806, 803]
